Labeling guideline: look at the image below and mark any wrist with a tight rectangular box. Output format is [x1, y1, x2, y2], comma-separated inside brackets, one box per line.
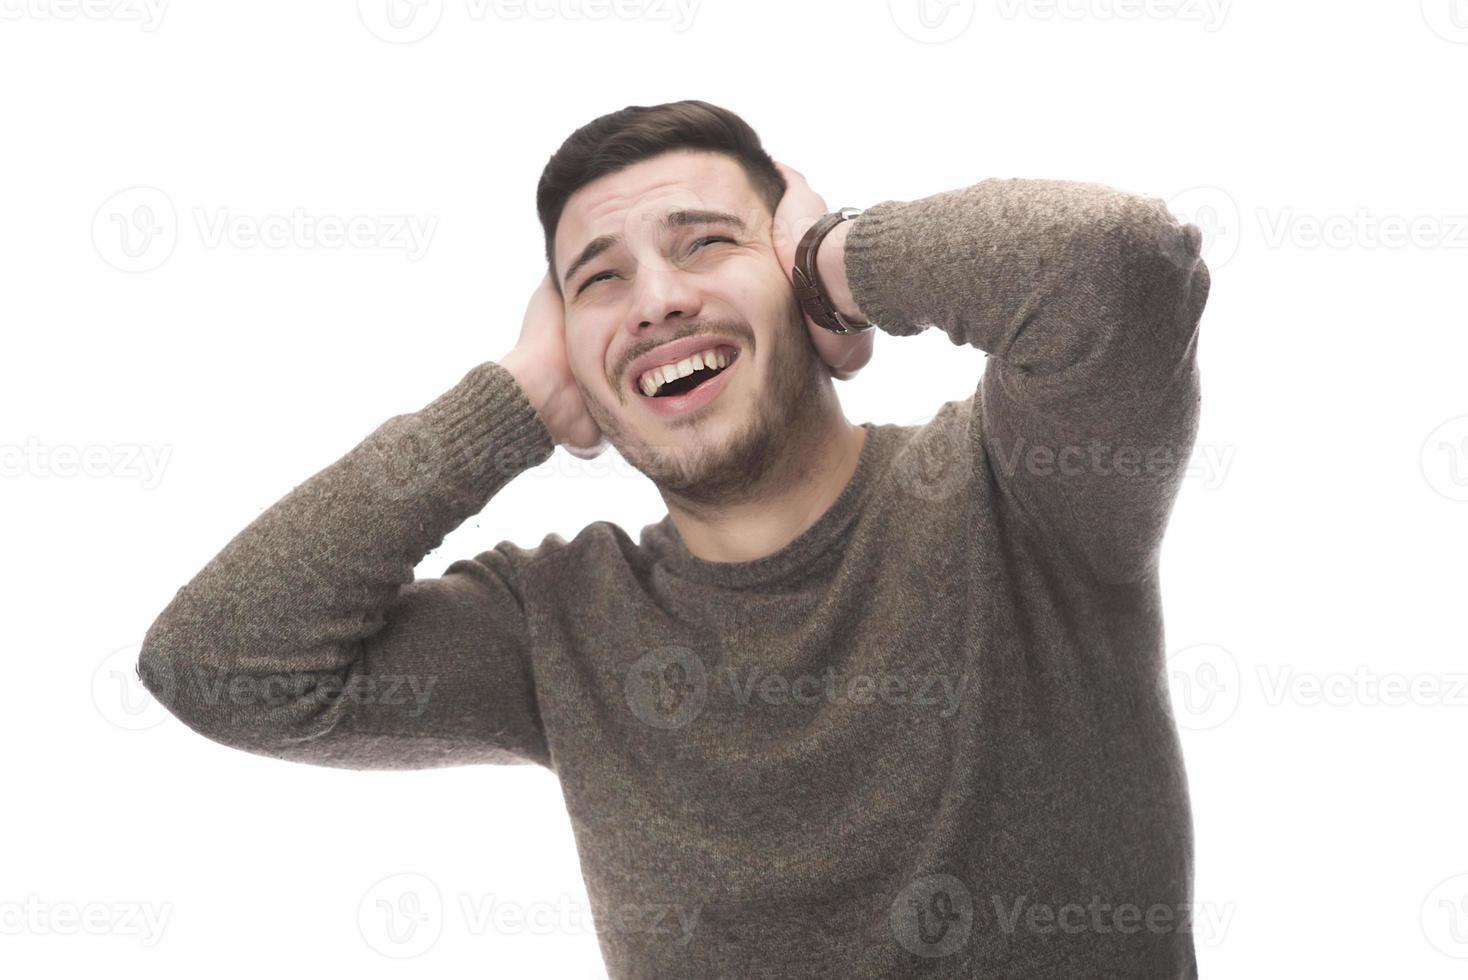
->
[499, 350, 555, 421]
[815, 218, 866, 325]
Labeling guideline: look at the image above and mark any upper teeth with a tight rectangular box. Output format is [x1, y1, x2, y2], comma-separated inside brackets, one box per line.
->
[638, 346, 733, 397]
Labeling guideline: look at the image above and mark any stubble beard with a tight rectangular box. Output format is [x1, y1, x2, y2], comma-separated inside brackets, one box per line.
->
[578, 300, 828, 510]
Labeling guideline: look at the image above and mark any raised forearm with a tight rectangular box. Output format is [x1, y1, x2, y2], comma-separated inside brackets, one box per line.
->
[840, 178, 1201, 367]
[837, 176, 1210, 583]
[135, 361, 558, 766]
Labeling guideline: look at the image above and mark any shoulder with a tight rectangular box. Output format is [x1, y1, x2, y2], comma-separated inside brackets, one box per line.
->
[479, 519, 649, 589]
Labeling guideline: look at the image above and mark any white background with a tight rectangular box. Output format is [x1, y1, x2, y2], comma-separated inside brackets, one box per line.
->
[4, 1, 1467, 976]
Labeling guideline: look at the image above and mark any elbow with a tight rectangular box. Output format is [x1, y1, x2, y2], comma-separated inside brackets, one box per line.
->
[1095, 195, 1209, 310]
[135, 615, 222, 734]
[135, 614, 187, 718]
[1020, 197, 1207, 388]
[135, 632, 344, 759]
[1070, 196, 1210, 357]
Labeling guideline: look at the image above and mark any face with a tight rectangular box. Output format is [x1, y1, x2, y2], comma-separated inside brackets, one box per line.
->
[553, 148, 827, 507]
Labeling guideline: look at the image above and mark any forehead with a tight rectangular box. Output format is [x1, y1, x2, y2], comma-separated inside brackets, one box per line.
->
[554, 149, 761, 277]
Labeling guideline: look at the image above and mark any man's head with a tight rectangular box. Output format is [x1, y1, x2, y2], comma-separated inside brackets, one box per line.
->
[535, 100, 838, 509]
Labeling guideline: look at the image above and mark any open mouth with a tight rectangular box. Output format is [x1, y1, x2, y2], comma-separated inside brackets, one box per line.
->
[635, 346, 740, 399]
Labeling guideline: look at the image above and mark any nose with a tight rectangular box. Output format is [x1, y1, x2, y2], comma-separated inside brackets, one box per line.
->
[623, 263, 705, 334]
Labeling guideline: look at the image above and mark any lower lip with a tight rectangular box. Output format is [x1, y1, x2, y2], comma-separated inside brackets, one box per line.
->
[639, 352, 740, 418]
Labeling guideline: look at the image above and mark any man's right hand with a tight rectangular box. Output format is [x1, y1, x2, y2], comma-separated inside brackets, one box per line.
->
[501, 271, 607, 460]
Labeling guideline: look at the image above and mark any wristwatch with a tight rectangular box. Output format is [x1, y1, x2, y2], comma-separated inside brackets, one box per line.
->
[793, 206, 874, 335]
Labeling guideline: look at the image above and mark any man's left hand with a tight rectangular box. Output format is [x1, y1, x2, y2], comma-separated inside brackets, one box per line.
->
[770, 160, 874, 382]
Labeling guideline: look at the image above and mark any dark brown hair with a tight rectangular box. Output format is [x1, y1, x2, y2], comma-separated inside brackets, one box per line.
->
[536, 99, 786, 293]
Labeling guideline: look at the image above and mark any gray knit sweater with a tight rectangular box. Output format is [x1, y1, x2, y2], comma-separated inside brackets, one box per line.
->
[136, 176, 1210, 978]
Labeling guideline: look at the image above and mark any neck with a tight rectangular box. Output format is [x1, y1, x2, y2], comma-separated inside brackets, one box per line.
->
[662, 409, 868, 564]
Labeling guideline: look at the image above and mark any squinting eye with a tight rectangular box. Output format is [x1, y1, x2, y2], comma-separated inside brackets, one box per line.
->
[691, 235, 735, 252]
[579, 237, 734, 294]
[578, 270, 617, 294]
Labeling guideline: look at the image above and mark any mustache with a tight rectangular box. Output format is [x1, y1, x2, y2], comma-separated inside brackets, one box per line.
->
[618, 318, 755, 379]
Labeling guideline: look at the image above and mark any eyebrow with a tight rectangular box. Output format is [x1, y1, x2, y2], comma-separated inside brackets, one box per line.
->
[562, 208, 748, 292]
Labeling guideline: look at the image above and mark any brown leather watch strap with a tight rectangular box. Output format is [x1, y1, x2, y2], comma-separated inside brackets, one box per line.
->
[792, 209, 873, 334]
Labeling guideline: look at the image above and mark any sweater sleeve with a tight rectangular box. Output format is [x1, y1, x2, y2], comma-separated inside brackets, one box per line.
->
[841, 178, 1211, 583]
[134, 360, 561, 770]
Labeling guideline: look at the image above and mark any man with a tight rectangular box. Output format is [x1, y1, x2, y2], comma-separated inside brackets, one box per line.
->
[137, 99, 1211, 978]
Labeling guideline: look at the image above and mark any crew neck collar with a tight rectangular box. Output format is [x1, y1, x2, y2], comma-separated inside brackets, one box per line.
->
[651, 422, 890, 590]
